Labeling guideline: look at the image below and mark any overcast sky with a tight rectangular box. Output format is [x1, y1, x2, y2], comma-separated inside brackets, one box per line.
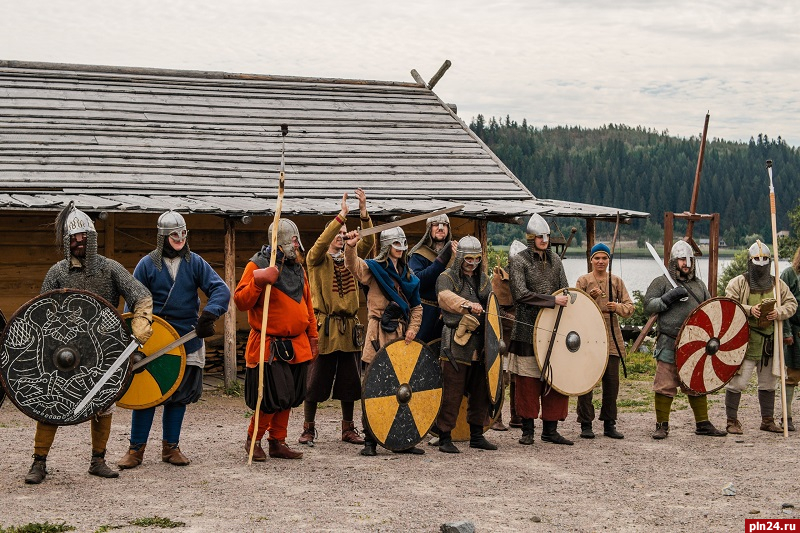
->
[2, 0, 798, 146]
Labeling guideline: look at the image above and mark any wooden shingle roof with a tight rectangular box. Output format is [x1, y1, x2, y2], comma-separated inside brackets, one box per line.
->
[0, 60, 647, 220]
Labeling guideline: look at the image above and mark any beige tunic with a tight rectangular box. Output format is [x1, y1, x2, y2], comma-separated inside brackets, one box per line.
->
[344, 244, 422, 364]
[575, 273, 634, 357]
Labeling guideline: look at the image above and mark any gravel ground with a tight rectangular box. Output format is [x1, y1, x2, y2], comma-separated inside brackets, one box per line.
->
[0, 383, 797, 533]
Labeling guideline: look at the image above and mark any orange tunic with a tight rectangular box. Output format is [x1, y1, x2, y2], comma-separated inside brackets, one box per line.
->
[234, 261, 318, 368]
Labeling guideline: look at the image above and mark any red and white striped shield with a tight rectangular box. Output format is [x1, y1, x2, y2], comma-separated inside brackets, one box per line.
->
[675, 297, 749, 394]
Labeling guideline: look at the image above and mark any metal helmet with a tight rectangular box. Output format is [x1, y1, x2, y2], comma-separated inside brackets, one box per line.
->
[64, 207, 96, 236]
[508, 239, 526, 258]
[427, 213, 450, 231]
[455, 235, 482, 273]
[376, 226, 408, 261]
[268, 219, 304, 260]
[748, 240, 771, 266]
[670, 240, 694, 268]
[525, 214, 550, 243]
[410, 213, 450, 255]
[157, 211, 187, 238]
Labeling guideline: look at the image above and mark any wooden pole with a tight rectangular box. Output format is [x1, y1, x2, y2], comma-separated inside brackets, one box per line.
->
[767, 160, 789, 438]
[223, 217, 237, 389]
[249, 125, 288, 463]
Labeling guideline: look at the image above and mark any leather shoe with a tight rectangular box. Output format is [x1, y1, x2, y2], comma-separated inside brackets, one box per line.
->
[603, 420, 624, 439]
[268, 440, 303, 459]
[695, 420, 727, 437]
[245, 436, 267, 462]
[469, 435, 498, 450]
[161, 441, 190, 465]
[393, 446, 424, 455]
[518, 432, 534, 446]
[652, 422, 669, 440]
[118, 443, 146, 469]
[726, 418, 743, 435]
[580, 422, 595, 439]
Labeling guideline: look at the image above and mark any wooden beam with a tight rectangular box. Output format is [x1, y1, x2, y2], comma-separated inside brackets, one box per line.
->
[103, 212, 115, 258]
[585, 218, 595, 273]
[223, 217, 237, 388]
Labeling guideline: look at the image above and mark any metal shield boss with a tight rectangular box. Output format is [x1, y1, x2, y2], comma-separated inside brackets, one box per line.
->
[533, 288, 608, 396]
[0, 289, 133, 424]
[675, 297, 749, 394]
[484, 292, 505, 404]
[116, 314, 186, 410]
[362, 339, 442, 451]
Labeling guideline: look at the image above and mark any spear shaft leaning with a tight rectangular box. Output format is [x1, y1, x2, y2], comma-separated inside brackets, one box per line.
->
[766, 160, 789, 438]
[249, 125, 288, 463]
[607, 212, 627, 377]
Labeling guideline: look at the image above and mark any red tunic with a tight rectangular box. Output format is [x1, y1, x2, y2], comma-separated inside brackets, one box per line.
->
[234, 261, 318, 368]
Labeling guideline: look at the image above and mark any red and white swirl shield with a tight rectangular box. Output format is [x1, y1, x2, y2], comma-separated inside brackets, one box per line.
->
[675, 297, 749, 394]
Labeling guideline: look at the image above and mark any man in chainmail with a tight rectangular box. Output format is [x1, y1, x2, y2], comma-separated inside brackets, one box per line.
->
[779, 244, 800, 431]
[434, 236, 497, 453]
[724, 240, 796, 434]
[235, 219, 319, 461]
[508, 214, 573, 446]
[408, 214, 456, 343]
[644, 240, 727, 439]
[117, 211, 230, 469]
[25, 203, 154, 485]
[298, 189, 374, 448]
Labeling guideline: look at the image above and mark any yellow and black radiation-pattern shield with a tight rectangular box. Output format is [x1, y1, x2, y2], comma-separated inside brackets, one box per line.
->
[362, 339, 442, 451]
[117, 314, 186, 410]
[484, 292, 504, 404]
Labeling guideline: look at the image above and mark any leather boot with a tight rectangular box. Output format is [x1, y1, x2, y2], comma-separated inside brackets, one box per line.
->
[518, 418, 535, 445]
[438, 431, 460, 454]
[469, 424, 497, 450]
[695, 420, 727, 437]
[652, 421, 669, 440]
[760, 416, 783, 433]
[726, 418, 743, 435]
[24, 454, 47, 485]
[541, 421, 574, 445]
[603, 420, 624, 439]
[117, 443, 146, 469]
[360, 439, 377, 457]
[298, 422, 316, 446]
[490, 413, 508, 431]
[88, 451, 119, 478]
[161, 441, 190, 465]
[580, 422, 595, 439]
[268, 439, 303, 459]
[245, 436, 267, 462]
[786, 417, 796, 432]
[341, 420, 365, 445]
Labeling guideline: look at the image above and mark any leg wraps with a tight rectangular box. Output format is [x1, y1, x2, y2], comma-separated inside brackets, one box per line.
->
[786, 385, 796, 419]
[34, 422, 58, 457]
[91, 415, 113, 455]
[758, 389, 776, 418]
[654, 393, 673, 424]
[688, 394, 708, 423]
[725, 390, 741, 420]
[303, 400, 318, 423]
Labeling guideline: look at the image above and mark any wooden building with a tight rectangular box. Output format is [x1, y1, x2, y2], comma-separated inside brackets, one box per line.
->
[0, 60, 646, 384]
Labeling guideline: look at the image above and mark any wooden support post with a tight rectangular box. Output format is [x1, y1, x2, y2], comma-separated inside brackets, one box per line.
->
[104, 212, 115, 259]
[476, 219, 488, 267]
[708, 213, 720, 296]
[585, 218, 595, 272]
[223, 217, 237, 389]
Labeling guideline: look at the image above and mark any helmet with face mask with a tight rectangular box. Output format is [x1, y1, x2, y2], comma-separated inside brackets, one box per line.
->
[375, 226, 408, 261]
[747, 240, 774, 291]
[268, 219, 304, 261]
[668, 240, 695, 281]
[525, 213, 550, 252]
[409, 213, 451, 256]
[150, 210, 190, 271]
[54, 202, 99, 272]
[454, 235, 482, 274]
[508, 239, 526, 258]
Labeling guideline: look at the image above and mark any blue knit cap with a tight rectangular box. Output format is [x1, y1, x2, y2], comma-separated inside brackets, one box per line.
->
[590, 242, 611, 259]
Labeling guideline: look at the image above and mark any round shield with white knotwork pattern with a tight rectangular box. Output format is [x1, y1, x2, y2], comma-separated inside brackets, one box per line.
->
[676, 297, 749, 394]
[362, 339, 442, 451]
[0, 289, 133, 425]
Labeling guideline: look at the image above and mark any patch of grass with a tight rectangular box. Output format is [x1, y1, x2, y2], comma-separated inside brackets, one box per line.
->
[624, 350, 656, 377]
[93, 526, 122, 533]
[219, 380, 243, 397]
[0, 523, 76, 533]
[128, 517, 185, 529]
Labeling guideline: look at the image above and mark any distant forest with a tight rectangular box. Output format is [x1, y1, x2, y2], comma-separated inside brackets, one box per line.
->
[471, 116, 800, 248]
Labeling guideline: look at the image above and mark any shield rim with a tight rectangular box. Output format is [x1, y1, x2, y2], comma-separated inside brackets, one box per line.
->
[484, 292, 503, 404]
[675, 296, 749, 394]
[116, 313, 187, 410]
[533, 287, 609, 396]
[361, 338, 442, 451]
[0, 288, 132, 425]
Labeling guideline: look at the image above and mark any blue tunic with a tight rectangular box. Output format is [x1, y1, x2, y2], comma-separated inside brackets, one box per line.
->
[126, 252, 230, 357]
[409, 251, 448, 343]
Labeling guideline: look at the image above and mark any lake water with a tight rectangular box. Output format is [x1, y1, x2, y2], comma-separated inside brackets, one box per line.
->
[560, 257, 791, 296]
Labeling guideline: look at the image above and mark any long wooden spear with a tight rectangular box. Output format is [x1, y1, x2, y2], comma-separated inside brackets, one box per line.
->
[607, 212, 627, 377]
[249, 124, 289, 463]
[766, 160, 789, 438]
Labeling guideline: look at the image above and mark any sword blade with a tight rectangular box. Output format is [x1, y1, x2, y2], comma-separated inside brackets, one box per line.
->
[357, 205, 464, 238]
[132, 330, 197, 371]
[645, 242, 678, 289]
[73, 339, 139, 415]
